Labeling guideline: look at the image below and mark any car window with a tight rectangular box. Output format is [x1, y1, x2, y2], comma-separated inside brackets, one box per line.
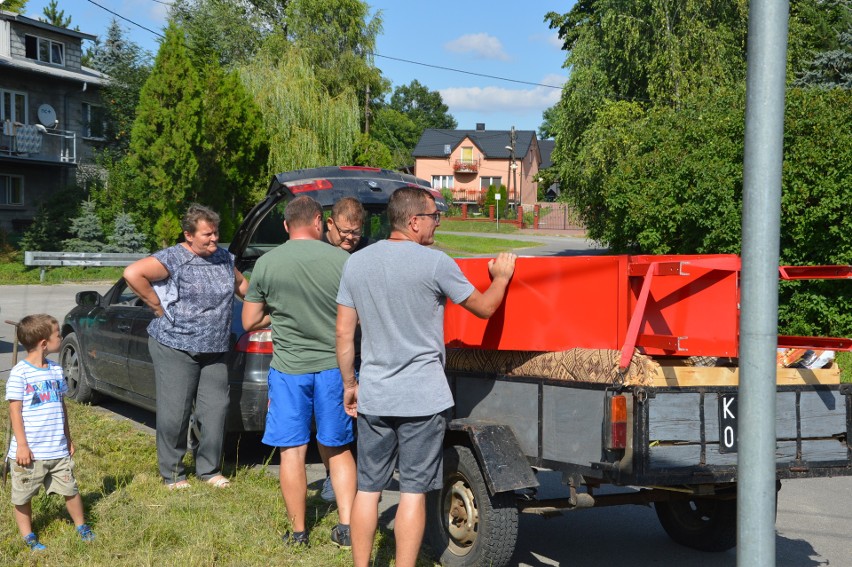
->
[110, 281, 141, 307]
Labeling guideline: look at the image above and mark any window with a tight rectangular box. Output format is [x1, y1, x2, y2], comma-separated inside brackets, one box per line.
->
[432, 175, 453, 190]
[1, 175, 24, 206]
[1, 90, 27, 123]
[82, 103, 106, 138]
[460, 146, 473, 162]
[480, 176, 501, 190]
[25, 35, 65, 66]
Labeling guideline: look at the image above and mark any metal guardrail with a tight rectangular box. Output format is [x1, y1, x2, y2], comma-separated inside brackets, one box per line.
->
[24, 251, 147, 281]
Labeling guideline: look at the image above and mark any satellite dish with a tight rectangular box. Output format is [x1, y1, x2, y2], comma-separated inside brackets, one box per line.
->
[38, 104, 57, 127]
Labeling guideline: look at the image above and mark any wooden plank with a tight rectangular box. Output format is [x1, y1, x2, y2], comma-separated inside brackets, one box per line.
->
[648, 393, 703, 442]
[649, 444, 702, 469]
[654, 365, 840, 387]
[800, 390, 847, 438]
[801, 439, 849, 462]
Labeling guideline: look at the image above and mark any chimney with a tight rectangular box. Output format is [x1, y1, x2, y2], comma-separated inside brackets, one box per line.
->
[476, 123, 485, 131]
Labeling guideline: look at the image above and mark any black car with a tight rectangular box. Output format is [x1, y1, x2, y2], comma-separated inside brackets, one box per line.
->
[59, 166, 447, 433]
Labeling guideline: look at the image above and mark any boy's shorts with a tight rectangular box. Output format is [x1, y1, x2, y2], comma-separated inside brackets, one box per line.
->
[262, 367, 354, 449]
[10, 457, 79, 506]
[356, 411, 449, 494]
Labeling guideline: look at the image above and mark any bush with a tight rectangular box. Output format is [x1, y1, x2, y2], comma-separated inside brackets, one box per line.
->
[482, 184, 509, 218]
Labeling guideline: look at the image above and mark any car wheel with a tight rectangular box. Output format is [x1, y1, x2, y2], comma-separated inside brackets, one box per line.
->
[59, 333, 99, 404]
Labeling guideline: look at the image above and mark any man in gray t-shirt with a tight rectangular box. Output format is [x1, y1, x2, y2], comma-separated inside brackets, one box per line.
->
[336, 187, 516, 567]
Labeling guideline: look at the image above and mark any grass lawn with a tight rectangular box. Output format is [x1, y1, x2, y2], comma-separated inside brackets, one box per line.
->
[0, 254, 123, 286]
[0, 400, 438, 566]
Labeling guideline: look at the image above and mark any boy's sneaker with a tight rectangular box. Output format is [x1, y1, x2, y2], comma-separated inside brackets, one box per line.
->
[282, 531, 309, 547]
[77, 524, 96, 542]
[320, 474, 336, 502]
[23, 533, 46, 551]
[330, 524, 351, 549]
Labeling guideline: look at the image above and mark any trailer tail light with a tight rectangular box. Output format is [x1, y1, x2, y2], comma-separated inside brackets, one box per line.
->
[235, 329, 273, 354]
[608, 395, 627, 449]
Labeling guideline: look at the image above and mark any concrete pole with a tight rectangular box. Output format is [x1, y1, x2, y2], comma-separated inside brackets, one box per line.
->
[738, 0, 789, 565]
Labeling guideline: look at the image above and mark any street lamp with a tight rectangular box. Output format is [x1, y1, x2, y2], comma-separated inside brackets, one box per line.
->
[505, 126, 518, 207]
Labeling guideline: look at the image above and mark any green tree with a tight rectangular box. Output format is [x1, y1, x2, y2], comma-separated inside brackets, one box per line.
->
[351, 132, 394, 169]
[2, 1, 29, 14]
[370, 107, 420, 169]
[40, 0, 71, 28]
[20, 184, 85, 251]
[123, 23, 203, 242]
[63, 200, 106, 252]
[238, 49, 360, 173]
[795, 31, 852, 88]
[283, 0, 387, 100]
[388, 79, 457, 130]
[104, 212, 148, 253]
[169, 0, 268, 68]
[88, 19, 152, 152]
[197, 65, 269, 240]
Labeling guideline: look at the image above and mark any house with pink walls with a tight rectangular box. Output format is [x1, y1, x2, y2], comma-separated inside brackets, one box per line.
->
[412, 125, 542, 210]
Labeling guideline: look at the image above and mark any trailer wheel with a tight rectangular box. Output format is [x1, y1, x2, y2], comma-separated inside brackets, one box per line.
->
[654, 497, 736, 552]
[426, 445, 519, 567]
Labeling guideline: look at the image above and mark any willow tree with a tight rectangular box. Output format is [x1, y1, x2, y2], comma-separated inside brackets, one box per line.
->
[238, 49, 359, 174]
[124, 22, 202, 246]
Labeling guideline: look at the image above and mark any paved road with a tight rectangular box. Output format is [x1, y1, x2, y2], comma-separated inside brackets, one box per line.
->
[2, 249, 851, 565]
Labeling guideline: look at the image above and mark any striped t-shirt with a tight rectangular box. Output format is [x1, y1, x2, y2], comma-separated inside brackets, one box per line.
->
[5, 359, 69, 461]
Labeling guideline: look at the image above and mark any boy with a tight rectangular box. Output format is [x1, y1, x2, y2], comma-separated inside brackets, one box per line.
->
[5, 314, 95, 551]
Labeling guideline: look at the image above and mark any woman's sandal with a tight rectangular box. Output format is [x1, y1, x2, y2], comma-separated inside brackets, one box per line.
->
[166, 480, 190, 490]
[206, 475, 231, 488]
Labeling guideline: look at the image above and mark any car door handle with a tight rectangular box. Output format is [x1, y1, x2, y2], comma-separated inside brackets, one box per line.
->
[118, 324, 132, 332]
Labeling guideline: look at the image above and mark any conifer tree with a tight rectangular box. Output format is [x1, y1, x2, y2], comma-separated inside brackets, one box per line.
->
[40, 0, 72, 28]
[124, 22, 203, 243]
[63, 200, 106, 252]
[105, 212, 148, 253]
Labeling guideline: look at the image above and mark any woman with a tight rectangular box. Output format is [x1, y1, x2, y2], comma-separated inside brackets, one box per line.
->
[124, 204, 248, 489]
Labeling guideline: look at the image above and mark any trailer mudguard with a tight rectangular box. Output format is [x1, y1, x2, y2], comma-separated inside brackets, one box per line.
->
[447, 419, 539, 494]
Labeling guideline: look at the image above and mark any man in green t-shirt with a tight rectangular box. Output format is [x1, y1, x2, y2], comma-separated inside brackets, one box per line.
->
[243, 196, 356, 548]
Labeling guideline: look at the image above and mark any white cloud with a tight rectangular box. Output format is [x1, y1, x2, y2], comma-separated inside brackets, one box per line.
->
[444, 33, 510, 61]
[547, 34, 563, 50]
[440, 75, 566, 114]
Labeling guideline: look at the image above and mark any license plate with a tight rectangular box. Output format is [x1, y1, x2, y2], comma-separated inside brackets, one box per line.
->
[718, 394, 738, 453]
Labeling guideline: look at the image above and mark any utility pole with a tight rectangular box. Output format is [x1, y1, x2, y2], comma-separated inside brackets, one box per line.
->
[505, 126, 517, 206]
[364, 85, 370, 135]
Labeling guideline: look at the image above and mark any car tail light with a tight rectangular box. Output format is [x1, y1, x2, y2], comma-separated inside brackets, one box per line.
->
[607, 395, 627, 450]
[235, 329, 273, 354]
[287, 179, 333, 193]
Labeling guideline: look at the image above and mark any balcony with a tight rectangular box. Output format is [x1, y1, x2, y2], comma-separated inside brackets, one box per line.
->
[1, 123, 77, 164]
[453, 159, 479, 173]
[450, 189, 485, 204]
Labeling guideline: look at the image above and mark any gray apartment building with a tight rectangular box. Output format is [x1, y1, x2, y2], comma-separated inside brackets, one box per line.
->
[0, 9, 107, 235]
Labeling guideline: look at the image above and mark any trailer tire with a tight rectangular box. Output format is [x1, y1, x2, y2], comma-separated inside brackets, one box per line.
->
[654, 497, 736, 552]
[426, 445, 519, 567]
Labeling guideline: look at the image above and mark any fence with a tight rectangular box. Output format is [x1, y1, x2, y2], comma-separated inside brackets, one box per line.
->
[24, 251, 147, 281]
[533, 203, 584, 231]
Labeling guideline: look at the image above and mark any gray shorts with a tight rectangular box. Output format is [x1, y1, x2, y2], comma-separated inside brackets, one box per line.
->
[356, 411, 449, 494]
[10, 457, 79, 506]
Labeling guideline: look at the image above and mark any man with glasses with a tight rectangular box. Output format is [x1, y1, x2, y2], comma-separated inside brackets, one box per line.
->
[323, 197, 370, 253]
[336, 187, 516, 567]
[318, 196, 369, 503]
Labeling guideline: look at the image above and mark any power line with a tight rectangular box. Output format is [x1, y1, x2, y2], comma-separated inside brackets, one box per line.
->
[369, 52, 564, 90]
[86, 0, 165, 39]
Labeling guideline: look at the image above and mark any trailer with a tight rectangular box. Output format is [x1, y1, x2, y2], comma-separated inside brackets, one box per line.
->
[425, 255, 852, 567]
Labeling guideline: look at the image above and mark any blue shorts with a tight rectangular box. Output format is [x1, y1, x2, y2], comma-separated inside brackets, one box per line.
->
[262, 367, 354, 448]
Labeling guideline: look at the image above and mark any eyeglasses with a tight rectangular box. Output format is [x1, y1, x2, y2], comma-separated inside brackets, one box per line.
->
[330, 218, 362, 237]
[415, 212, 441, 223]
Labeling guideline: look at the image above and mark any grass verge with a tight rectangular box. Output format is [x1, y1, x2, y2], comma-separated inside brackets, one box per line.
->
[0, 257, 123, 286]
[439, 219, 519, 234]
[432, 233, 538, 257]
[0, 401, 438, 566]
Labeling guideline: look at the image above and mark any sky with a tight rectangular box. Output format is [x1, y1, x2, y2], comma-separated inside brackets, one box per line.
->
[22, 0, 574, 135]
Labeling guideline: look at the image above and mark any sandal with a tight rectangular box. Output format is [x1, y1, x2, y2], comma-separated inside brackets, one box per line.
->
[206, 475, 231, 488]
[166, 480, 190, 490]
